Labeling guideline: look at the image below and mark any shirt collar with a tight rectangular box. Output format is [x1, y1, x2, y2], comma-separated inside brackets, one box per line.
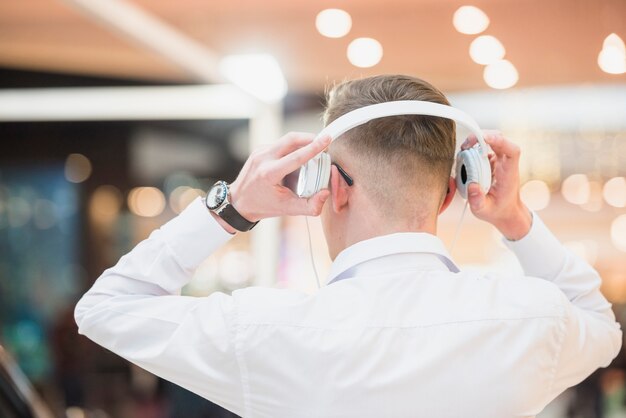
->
[327, 232, 460, 285]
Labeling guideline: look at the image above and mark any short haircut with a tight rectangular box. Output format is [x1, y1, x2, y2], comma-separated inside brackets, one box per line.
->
[324, 75, 456, 217]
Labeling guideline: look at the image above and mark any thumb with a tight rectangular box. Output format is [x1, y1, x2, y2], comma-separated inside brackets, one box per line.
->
[288, 189, 330, 216]
[467, 183, 486, 214]
[306, 189, 331, 216]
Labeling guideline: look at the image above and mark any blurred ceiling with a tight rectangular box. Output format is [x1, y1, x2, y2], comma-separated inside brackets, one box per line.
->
[0, 0, 624, 94]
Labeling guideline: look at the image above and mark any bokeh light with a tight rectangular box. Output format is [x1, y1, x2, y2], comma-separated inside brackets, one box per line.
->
[603, 176, 626, 208]
[315, 9, 352, 38]
[610, 214, 626, 252]
[219, 54, 288, 103]
[64, 153, 92, 183]
[66, 406, 87, 418]
[598, 33, 626, 75]
[33, 199, 58, 230]
[347, 38, 383, 68]
[7, 197, 32, 228]
[89, 185, 123, 224]
[604, 33, 626, 51]
[452, 6, 489, 35]
[469, 35, 505, 65]
[483, 59, 518, 89]
[520, 180, 551, 211]
[163, 172, 199, 196]
[561, 174, 590, 205]
[580, 180, 604, 212]
[169, 186, 203, 214]
[128, 187, 165, 217]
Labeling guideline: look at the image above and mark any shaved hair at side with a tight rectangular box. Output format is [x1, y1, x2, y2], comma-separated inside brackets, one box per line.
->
[324, 75, 457, 226]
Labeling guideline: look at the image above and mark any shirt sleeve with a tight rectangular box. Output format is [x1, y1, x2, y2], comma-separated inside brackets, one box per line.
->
[74, 197, 244, 415]
[503, 213, 622, 399]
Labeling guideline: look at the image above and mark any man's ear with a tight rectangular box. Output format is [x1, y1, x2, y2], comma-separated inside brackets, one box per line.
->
[330, 164, 350, 214]
[439, 177, 456, 214]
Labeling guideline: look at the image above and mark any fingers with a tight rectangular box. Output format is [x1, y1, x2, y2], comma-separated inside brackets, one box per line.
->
[286, 189, 330, 216]
[484, 135, 520, 160]
[488, 153, 496, 173]
[467, 183, 489, 215]
[461, 134, 478, 150]
[271, 135, 332, 178]
[232, 132, 334, 222]
[461, 130, 501, 151]
[270, 132, 317, 158]
[462, 130, 520, 161]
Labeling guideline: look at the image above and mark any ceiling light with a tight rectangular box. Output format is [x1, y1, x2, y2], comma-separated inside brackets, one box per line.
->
[315, 9, 352, 38]
[0, 85, 259, 121]
[453, 6, 489, 35]
[347, 38, 383, 68]
[611, 214, 626, 252]
[219, 54, 288, 103]
[598, 51, 626, 74]
[604, 33, 626, 52]
[520, 180, 550, 211]
[561, 174, 590, 205]
[483, 59, 518, 89]
[469, 35, 506, 65]
[603, 176, 626, 207]
[598, 33, 626, 75]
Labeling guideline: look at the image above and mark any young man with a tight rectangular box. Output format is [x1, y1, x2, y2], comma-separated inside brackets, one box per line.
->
[75, 75, 621, 417]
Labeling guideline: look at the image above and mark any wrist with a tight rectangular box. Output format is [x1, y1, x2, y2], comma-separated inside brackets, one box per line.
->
[204, 181, 257, 233]
[228, 181, 259, 222]
[207, 204, 237, 234]
[495, 204, 533, 241]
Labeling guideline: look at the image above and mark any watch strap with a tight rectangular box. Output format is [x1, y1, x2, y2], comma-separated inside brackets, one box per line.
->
[218, 201, 259, 232]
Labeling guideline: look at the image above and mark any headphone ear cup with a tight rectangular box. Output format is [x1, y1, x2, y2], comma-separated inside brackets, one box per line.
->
[297, 157, 316, 197]
[317, 153, 331, 194]
[297, 152, 331, 198]
[455, 148, 492, 199]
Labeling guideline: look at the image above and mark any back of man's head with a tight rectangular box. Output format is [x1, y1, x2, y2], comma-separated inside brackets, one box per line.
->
[324, 75, 456, 222]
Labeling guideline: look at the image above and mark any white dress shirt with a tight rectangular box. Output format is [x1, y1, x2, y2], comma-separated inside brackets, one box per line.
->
[75, 197, 622, 418]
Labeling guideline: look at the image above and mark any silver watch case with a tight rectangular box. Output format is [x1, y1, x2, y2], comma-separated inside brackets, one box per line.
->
[206, 181, 230, 212]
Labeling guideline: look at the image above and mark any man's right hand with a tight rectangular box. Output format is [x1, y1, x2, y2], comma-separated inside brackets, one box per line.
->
[461, 131, 532, 241]
[227, 132, 332, 224]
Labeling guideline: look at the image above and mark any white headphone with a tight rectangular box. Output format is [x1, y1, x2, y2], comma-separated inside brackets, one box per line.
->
[296, 100, 492, 200]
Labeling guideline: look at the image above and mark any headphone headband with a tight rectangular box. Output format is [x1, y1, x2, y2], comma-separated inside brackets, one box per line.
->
[317, 100, 488, 156]
[297, 99, 492, 199]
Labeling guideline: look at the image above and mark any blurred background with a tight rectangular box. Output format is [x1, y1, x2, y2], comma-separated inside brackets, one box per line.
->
[0, 0, 625, 417]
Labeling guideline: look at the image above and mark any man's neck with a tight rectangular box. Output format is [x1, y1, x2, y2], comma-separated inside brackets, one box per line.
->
[341, 210, 438, 254]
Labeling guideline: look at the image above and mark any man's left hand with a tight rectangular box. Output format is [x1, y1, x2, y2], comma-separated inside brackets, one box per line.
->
[462, 131, 532, 241]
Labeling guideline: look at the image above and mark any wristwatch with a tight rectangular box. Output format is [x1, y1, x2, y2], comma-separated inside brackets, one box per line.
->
[205, 181, 258, 232]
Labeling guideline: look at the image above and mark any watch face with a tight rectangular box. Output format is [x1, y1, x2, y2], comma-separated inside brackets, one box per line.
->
[206, 182, 227, 210]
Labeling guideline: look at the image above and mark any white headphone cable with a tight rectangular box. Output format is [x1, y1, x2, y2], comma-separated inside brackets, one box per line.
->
[305, 216, 322, 289]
